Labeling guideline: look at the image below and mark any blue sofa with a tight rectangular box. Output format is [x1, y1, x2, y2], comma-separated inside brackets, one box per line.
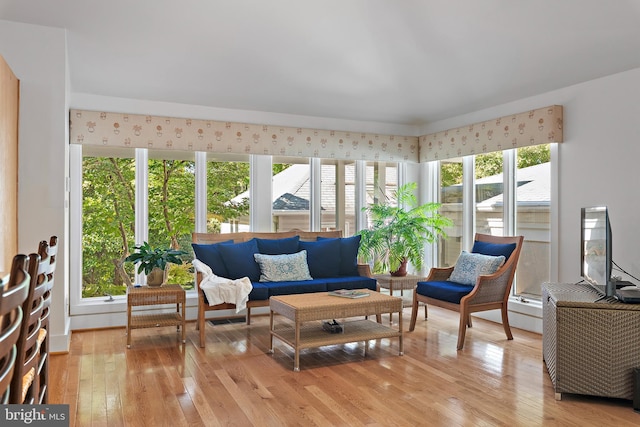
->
[192, 230, 378, 347]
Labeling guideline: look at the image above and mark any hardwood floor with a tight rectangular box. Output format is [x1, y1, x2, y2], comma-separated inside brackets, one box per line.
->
[50, 306, 639, 426]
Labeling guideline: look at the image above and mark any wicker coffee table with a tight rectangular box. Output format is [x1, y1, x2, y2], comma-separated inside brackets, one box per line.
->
[269, 290, 403, 371]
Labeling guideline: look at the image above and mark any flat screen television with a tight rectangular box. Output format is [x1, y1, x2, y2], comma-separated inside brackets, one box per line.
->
[580, 206, 614, 298]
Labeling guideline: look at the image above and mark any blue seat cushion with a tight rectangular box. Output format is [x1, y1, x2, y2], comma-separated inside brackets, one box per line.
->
[256, 236, 300, 255]
[416, 280, 474, 304]
[298, 239, 341, 278]
[248, 282, 269, 301]
[263, 279, 327, 297]
[217, 239, 261, 282]
[191, 240, 234, 277]
[323, 276, 377, 292]
[472, 240, 517, 261]
[318, 235, 361, 276]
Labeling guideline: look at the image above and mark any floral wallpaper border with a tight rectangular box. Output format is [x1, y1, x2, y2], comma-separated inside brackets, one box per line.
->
[418, 105, 563, 162]
[69, 110, 420, 163]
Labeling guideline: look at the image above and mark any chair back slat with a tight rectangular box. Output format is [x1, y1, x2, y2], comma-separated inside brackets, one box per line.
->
[0, 255, 30, 403]
[9, 253, 49, 404]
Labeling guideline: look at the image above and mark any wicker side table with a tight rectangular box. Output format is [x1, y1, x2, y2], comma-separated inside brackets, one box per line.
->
[127, 284, 186, 348]
[374, 274, 426, 322]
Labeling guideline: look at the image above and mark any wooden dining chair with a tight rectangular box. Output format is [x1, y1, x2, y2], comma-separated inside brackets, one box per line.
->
[9, 252, 48, 404]
[35, 236, 57, 403]
[0, 255, 31, 403]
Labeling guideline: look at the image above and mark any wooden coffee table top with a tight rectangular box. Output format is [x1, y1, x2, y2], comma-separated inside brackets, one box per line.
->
[270, 290, 402, 323]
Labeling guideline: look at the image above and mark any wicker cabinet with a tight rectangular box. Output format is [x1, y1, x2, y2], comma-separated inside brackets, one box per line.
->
[542, 283, 640, 400]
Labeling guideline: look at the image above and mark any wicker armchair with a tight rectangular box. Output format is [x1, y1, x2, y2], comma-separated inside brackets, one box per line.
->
[409, 233, 524, 350]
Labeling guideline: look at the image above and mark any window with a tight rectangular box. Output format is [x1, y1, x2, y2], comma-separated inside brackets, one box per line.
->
[439, 158, 463, 267]
[514, 144, 551, 298]
[206, 153, 250, 233]
[81, 146, 135, 298]
[321, 160, 357, 236]
[148, 150, 196, 289]
[271, 158, 310, 232]
[433, 144, 553, 299]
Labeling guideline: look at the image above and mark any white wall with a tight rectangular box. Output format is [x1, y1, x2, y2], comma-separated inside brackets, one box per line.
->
[420, 67, 640, 289]
[0, 20, 70, 352]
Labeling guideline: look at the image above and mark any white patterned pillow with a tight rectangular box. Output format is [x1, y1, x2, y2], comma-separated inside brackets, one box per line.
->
[253, 250, 313, 282]
[448, 251, 506, 286]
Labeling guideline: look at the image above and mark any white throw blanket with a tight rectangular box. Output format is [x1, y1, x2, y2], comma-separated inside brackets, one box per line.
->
[193, 259, 253, 313]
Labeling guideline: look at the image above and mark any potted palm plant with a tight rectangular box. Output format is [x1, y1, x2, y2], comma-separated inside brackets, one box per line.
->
[357, 182, 452, 276]
[125, 242, 187, 286]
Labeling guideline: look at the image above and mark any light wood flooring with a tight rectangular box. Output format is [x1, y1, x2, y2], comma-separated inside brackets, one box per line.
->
[50, 306, 640, 426]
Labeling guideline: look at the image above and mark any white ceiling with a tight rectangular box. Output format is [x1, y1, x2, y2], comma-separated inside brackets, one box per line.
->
[2, 0, 640, 126]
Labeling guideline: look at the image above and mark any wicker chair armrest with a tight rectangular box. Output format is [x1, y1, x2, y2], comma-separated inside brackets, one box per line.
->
[425, 266, 455, 282]
[465, 264, 514, 304]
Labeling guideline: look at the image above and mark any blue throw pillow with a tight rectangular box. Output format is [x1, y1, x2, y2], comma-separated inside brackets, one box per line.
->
[256, 236, 300, 255]
[298, 239, 341, 278]
[217, 239, 261, 282]
[448, 251, 505, 286]
[318, 235, 361, 276]
[254, 251, 313, 282]
[472, 240, 517, 261]
[192, 240, 234, 277]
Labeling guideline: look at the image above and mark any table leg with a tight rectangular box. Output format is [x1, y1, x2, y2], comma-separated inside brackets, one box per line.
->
[180, 299, 186, 343]
[268, 310, 274, 354]
[127, 302, 132, 348]
[389, 282, 395, 324]
[294, 320, 300, 372]
[398, 306, 404, 356]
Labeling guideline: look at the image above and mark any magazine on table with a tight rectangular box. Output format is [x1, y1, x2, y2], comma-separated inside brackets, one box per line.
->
[328, 289, 370, 299]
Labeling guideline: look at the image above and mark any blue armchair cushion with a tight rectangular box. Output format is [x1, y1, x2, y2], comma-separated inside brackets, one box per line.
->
[416, 280, 475, 304]
[448, 251, 505, 286]
[298, 239, 341, 278]
[191, 240, 234, 277]
[254, 251, 313, 282]
[471, 240, 517, 261]
[318, 235, 361, 276]
[256, 236, 300, 255]
[218, 239, 261, 282]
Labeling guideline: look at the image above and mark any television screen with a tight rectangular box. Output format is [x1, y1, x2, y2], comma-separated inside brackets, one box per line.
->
[580, 206, 614, 297]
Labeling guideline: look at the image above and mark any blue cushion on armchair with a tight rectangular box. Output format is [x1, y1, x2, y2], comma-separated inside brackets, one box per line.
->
[416, 280, 475, 304]
[298, 239, 341, 278]
[472, 240, 517, 260]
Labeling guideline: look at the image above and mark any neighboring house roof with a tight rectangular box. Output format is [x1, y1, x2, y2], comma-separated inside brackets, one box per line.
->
[230, 163, 398, 212]
[477, 162, 550, 208]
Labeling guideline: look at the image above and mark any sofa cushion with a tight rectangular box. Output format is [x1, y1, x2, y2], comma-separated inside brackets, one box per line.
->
[191, 240, 234, 277]
[298, 239, 341, 278]
[416, 280, 474, 304]
[256, 236, 300, 255]
[471, 240, 517, 261]
[263, 279, 328, 297]
[247, 282, 269, 301]
[254, 251, 313, 282]
[318, 235, 361, 276]
[217, 239, 261, 282]
[448, 251, 505, 286]
[323, 276, 377, 292]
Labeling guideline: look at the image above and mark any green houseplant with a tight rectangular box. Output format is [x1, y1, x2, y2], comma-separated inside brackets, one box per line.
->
[357, 182, 452, 276]
[125, 242, 187, 286]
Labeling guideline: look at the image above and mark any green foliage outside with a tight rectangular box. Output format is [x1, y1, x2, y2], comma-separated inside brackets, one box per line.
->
[82, 156, 251, 298]
[441, 144, 550, 188]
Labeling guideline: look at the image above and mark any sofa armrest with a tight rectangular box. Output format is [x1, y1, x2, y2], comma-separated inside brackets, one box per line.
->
[357, 263, 373, 278]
